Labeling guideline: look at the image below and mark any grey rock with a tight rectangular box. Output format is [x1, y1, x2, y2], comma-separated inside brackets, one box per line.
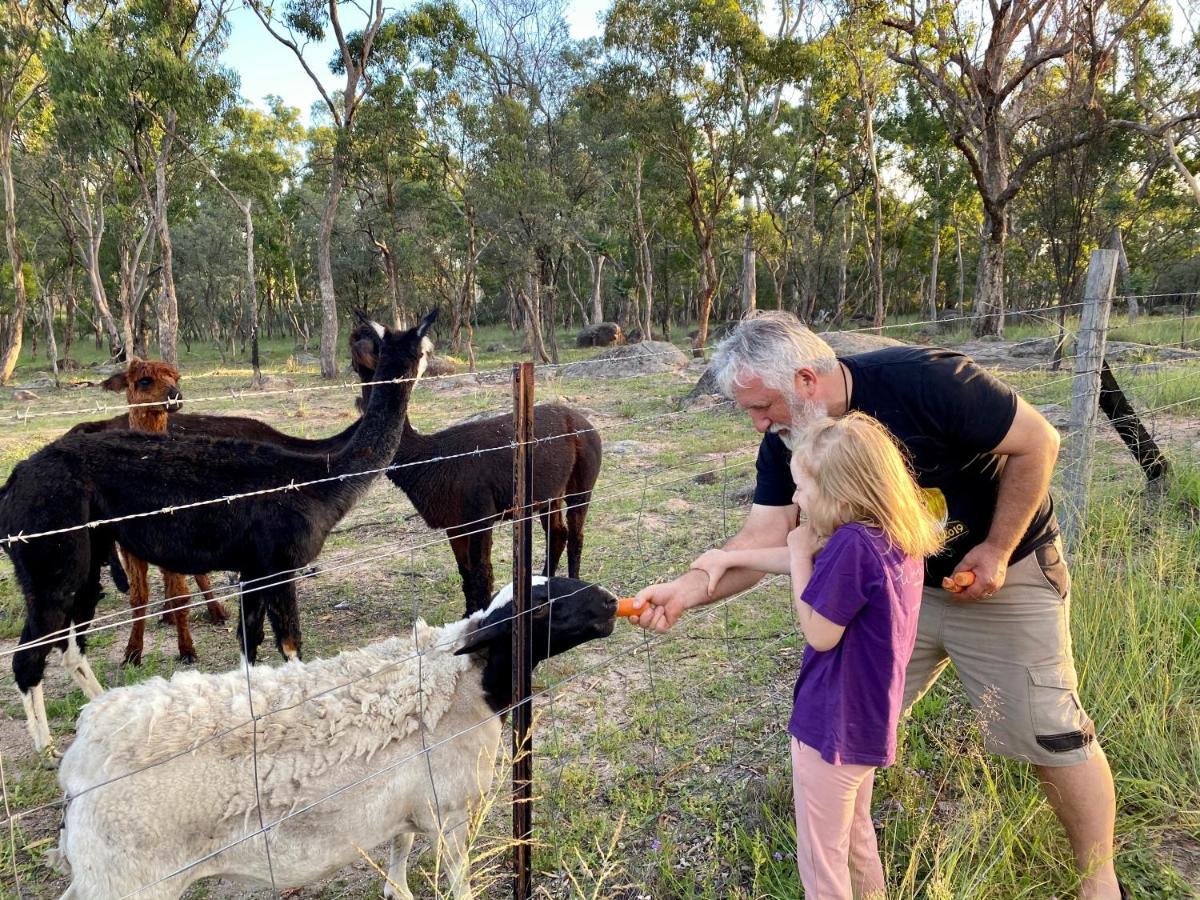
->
[561, 341, 689, 379]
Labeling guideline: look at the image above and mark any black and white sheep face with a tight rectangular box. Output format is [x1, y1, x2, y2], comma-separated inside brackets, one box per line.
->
[457, 576, 618, 663]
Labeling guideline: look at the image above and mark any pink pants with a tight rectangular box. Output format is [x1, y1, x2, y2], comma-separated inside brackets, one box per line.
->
[790, 738, 887, 899]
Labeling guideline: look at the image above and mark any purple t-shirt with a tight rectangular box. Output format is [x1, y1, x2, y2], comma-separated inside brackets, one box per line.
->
[788, 522, 923, 767]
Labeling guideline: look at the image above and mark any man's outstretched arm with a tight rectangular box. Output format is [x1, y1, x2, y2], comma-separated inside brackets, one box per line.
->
[632, 502, 797, 633]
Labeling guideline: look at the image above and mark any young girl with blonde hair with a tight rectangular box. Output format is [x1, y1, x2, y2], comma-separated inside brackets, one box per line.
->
[694, 412, 943, 899]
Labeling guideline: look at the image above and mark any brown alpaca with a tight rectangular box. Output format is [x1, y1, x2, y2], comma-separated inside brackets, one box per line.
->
[99, 360, 230, 664]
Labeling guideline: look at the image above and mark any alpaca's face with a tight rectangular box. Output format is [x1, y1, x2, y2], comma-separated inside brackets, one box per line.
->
[101, 359, 184, 413]
[349, 311, 437, 404]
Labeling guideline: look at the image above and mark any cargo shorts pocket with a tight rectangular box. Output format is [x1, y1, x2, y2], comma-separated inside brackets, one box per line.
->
[1028, 665, 1094, 754]
[1034, 541, 1071, 599]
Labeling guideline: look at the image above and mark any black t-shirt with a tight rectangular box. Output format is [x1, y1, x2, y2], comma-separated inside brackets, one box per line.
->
[753, 346, 1058, 586]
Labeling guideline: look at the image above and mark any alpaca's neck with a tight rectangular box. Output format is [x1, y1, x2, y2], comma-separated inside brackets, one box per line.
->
[324, 357, 417, 505]
[388, 417, 439, 490]
[128, 409, 168, 433]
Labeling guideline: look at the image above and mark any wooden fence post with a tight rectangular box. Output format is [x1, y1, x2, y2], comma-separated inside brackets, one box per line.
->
[1061, 249, 1117, 548]
[511, 362, 534, 900]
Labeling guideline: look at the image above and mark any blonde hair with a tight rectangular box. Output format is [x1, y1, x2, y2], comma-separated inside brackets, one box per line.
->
[791, 413, 944, 559]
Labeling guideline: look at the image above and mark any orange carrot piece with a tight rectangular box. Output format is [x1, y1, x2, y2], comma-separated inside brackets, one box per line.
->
[941, 570, 977, 593]
[616, 596, 646, 618]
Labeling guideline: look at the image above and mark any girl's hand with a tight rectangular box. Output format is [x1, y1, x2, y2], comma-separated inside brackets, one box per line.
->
[691, 549, 731, 597]
[787, 521, 819, 560]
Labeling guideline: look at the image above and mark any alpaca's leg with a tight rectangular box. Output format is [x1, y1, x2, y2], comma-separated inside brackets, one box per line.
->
[195, 573, 229, 623]
[61, 623, 103, 700]
[163, 571, 197, 664]
[13, 611, 65, 756]
[565, 491, 592, 580]
[19, 683, 54, 758]
[121, 548, 151, 666]
[236, 594, 269, 666]
[263, 583, 302, 661]
[474, 529, 494, 604]
[383, 833, 416, 900]
[540, 499, 568, 577]
[449, 533, 490, 615]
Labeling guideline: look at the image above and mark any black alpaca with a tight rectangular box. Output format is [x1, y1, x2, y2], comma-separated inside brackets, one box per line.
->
[349, 320, 603, 614]
[0, 312, 436, 755]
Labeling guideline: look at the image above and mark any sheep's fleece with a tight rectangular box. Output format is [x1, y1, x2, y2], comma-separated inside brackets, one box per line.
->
[53, 606, 501, 898]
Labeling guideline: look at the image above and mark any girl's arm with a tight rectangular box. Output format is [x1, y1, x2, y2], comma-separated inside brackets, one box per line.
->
[692, 546, 791, 596]
[788, 525, 847, 652]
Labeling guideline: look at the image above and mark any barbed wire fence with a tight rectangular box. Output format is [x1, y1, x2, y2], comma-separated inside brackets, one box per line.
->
[0, 279, 1195, 898]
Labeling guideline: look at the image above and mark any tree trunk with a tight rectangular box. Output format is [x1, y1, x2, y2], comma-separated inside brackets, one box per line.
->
[317, 160, 345, 378]
[378, 244, 402, 330]
[863, 100, 885, 330]
[973, 213, 1006, 337]
[521, 273, 550, 363]
[43, 292, 59, 386]
[955, 215, 965, 314]
[835, 202, 849, 324]
[927, 213, 942, 323]
[740, 196, 756, 312]
[78, 190, 122, 357]
[1108, 226, 1135, 322]
[801, 156, 819, 318]
[589, 252, 606, 325]
[154, 111, 180, 365]
[64, 281, 76, 364]
[0, 126, 27, 384]
[456, 204, 477, 370]
[692, 232, 718, 358]
[242, 199, 261, 384]
[633, 158, 654, 339]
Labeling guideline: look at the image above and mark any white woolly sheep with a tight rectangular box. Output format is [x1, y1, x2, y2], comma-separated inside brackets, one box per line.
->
[52, 576, 617, 900]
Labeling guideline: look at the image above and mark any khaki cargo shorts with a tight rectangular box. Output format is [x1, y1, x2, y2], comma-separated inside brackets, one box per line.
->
[902, 538, 1098, 767]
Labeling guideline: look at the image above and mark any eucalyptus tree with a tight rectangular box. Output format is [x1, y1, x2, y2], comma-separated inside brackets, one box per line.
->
[894, 81, 973, 322]
[249, 0, 389, 377]
[605, 0, 791, 354]
[1111, 8, 1200, 209]
[349, 0, 476, 349]
[0, 0, 50, 383]
[884, 0, 1152, 336]
[467, 0, 599, 363]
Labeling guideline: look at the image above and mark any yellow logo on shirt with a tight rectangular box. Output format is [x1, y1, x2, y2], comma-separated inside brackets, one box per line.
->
[921, 487, 967, 543]
[921, 488, 948, 525]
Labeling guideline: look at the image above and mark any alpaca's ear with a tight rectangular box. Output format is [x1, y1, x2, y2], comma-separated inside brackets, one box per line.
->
[454, 613, 510, 657]
[416, 308, 438, 338]
[101, 372, 128, 393]
[351, 307, 373, 328]
[350, 337, 378, 374]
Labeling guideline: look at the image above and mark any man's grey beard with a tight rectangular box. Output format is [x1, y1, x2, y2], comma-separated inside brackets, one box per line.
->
[771, 394, 829, 451]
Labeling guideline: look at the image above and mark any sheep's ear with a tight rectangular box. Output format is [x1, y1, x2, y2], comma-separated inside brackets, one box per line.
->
[101, 372, 128, 393]
[455, 616, 510, 657]
[416, 308, 438, 338]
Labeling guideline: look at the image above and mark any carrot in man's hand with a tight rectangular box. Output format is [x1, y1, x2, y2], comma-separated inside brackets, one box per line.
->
[616, 596, 646, 618]
[941, 570, 977, 593]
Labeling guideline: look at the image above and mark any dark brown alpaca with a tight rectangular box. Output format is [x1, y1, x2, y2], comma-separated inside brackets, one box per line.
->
[87, 360, 230, 664]
[349, 319, 603, 614]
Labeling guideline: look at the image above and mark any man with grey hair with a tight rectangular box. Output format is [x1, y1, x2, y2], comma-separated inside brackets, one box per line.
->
[632, 309, 1120, 899]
